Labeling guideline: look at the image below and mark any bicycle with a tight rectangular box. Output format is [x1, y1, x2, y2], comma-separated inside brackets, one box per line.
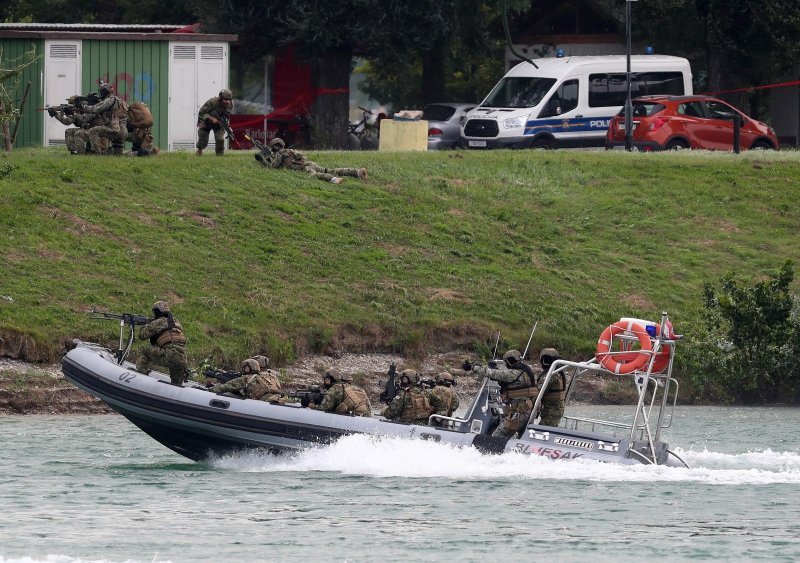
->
[348, 106, 379, 150]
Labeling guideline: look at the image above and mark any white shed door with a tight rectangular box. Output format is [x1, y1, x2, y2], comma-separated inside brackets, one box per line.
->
[44, 40, 81, 147]
[168, 42, 229, 150]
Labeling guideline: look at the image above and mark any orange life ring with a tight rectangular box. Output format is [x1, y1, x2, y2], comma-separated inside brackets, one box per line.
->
[596, 320, 653, 374]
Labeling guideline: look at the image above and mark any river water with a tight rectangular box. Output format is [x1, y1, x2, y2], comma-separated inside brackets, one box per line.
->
[1, 407, 799, 562]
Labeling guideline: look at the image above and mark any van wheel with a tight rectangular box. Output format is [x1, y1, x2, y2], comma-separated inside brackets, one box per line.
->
[665, 139, 689, 151]
[531, 137, 556, 150]
[751, 140, 773, 150]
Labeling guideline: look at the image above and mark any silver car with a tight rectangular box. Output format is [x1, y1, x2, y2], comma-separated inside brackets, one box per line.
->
[424, 103, 476, 150]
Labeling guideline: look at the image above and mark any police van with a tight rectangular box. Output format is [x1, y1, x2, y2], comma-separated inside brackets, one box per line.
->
[461, 54, 692, 149]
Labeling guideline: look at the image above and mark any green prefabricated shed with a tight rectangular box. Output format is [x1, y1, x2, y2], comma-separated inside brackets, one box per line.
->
[0, 23, 237, 151]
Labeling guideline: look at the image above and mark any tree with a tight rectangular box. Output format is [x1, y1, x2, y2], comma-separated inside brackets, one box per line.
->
[0, 45, 39, 151]
[686, 261, 799, 404]
[360, 0, 530, 110]
[195, 0, 447, 149]
[617, 1, 800, 116]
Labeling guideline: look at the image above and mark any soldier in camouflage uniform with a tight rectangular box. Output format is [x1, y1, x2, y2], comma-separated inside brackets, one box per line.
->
[210, 358, 285, 402]
[136, 301, 188, 386]
[382, 369, 444, 424]
[258, 137, 368, 184]
[468, 349, 539, 438]
[196, 89, 233, 156]
[82, 82, 128, 156]
[430, 372, 459, 417]
[538, 348, 567, 427]
[310, 368, 372, 417]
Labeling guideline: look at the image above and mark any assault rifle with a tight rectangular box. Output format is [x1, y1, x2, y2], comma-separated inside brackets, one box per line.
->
[90, 310, 153, 364]
[38, 93, 100, 117]
[203, 368, 242, 384]
[288, 384, 326, 408]
[210, 109, 240, 148]
[244, 134, 274, 166]
[379, 363, 398, 404]
[416, 378, 436, 389]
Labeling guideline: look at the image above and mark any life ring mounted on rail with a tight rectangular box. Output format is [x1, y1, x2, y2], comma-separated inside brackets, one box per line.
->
[595, 320, 653, 374]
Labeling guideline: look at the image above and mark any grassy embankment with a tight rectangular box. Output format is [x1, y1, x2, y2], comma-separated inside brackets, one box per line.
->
[1, 147, 799, 372]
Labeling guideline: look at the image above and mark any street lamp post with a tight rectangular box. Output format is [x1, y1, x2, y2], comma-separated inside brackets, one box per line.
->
[624, 0, 636, 151]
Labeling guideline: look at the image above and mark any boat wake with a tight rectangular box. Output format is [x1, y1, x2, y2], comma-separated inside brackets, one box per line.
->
[208, 434, 800, 484]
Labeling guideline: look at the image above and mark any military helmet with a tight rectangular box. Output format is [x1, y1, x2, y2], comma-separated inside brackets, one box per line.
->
[540, 347, 561, 368]
[242, 358, 260, 374]
[219, 88, 233, 100]
[435, 371, 455, 386]
[399, 369, 417, 386]
[324, 368, 342, 383]
[67, 95, 78, 105]
[253, 355, 270, 370]
[152, 301, 170, 315]
[269, 137, 285, 150]
[503, 349, 522, 365]
[99, 82, 112, 97]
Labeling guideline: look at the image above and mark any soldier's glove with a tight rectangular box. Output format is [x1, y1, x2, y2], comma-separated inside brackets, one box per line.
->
[47, 107, 57, 117]
[461, 360, 472, 372]
[300, 395, 311, 408]
[488, 360, 498, 369]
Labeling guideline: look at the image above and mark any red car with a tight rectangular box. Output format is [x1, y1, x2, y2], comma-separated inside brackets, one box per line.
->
[605, 95, 779, 151]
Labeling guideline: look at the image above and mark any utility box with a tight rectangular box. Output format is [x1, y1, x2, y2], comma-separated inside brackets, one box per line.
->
[379, 119, 428, 151]
[0, 23, 236, 151]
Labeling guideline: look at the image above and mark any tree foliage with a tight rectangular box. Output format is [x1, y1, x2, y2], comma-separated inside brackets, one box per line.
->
[685, 261, 800, 404]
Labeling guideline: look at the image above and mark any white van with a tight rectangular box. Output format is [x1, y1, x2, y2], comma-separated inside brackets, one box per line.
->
[461, 55, 693, 149]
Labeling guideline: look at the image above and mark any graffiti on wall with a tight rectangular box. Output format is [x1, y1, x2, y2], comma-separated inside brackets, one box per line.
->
[95, 72, 157, 103]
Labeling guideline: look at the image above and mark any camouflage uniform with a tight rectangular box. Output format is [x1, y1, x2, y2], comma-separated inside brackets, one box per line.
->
[82, 84, 128, 155]
[126, 125, 157, 156]
[260, 139, 368, 183]
[430, 384, 459, 417]
[211, 370, 283, 402]
[196, 91, 232, 156]
[538, 348, 567, 427]
[137, 315, 188, 386]
[382, 386, 444, 424]
[472, 351, 539, 438]
[312, 382, 372, 417]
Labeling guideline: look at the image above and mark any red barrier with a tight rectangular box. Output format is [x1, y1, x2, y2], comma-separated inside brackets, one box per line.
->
[701, 79, 800, 96]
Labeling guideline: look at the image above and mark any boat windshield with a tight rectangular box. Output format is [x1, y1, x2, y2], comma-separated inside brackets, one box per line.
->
[482, 77, 557, 109]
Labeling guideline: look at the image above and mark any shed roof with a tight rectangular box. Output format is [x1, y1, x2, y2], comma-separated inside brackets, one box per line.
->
[0, 22, 237, 42]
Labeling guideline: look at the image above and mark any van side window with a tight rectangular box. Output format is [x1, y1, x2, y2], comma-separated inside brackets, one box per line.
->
[538, 79, 579, 118]
[589, 72, 685, 108]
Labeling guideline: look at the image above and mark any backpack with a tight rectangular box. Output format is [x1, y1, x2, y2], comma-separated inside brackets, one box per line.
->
[128, 101, 154, 128]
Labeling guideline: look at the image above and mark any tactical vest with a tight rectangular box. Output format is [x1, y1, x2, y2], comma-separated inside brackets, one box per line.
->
[502, 366, 538, 400]
[399, 389, 433, 423]
[431, 386, 457, 416]
[334, 384, 371, 416]
[542, 372, 567, 402]
[245, 372, 282, 400]
[155, 318, 187, 347]
[112, 98, 129, 120]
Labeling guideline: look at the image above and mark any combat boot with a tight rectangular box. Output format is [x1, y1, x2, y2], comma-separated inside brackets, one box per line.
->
[357, 168, 369, 181]
[195, 148, 203, 156]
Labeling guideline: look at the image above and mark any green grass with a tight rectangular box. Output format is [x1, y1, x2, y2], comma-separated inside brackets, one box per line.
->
[2, 147, 799, 369]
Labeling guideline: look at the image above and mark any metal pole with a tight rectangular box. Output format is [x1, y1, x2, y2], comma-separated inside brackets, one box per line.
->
[624, 0, 633, 151]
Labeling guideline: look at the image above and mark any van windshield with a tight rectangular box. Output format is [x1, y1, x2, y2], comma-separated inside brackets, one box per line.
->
[482, 77, 557, 109]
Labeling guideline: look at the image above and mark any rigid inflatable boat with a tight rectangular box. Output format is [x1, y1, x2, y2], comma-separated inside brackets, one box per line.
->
[62, 313, 688, 467]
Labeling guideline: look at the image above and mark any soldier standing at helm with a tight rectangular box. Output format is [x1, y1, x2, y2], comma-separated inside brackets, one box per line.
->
[196, 89, 233, 156]
[382, 369, 444, 424]
[466, 349, 539, 438]
[210, 358, 284, 402]
[136, 301, 188, 386]
[81, 82, 128, 156]
[430, 372, 459, 418]
[538, 348, 567, 427]
[309, 368, 372, 417]
[257, 137, 369, 184]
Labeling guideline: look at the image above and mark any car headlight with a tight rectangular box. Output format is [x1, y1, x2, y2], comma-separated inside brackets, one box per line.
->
[503, 117, 523, 129]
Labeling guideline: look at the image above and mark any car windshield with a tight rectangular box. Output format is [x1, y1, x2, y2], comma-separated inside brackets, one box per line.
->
[422, 104, 457, 121]
[482, 77, 557, 109]
[616, 102, 666, 117]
